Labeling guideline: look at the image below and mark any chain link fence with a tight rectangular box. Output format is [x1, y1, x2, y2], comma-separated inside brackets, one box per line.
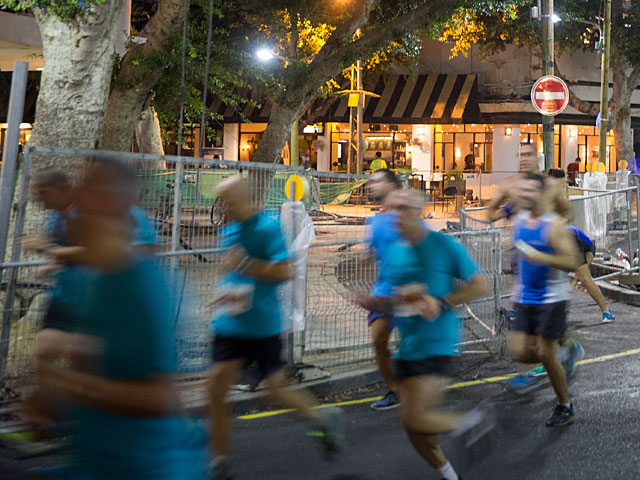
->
[0, 146, 505, 408]
[459, 184, 640, 301]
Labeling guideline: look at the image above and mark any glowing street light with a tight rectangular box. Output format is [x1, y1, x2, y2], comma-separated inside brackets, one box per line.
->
[552, 14, 561, 23]
[256, 48, 275, 62]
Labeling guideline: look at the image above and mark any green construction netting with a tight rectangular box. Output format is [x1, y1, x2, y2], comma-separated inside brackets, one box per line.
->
[136, 169, 369, 210]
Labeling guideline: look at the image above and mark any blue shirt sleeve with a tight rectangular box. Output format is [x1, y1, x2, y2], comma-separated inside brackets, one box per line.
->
[567, 225, 591, 246]
[263, 221, 289, 263]
[447, 236, 481, 281]
[365, 216, 374, 249]
[130, 205, 158, 246]
[44, 212, 60, 241]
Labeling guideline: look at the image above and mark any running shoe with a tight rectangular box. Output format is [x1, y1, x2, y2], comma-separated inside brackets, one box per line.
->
[504, 373, 544, 394]
[208, 458, 231, 480]
[528, 364, 547, 377]
[451, 399, 496, 448]
[602, 311, 616, 323]
[563, 341, 585, 380]
[308, 406, 345, 460]
[545, 403, 575, 427]
[370, 390, 400, 410]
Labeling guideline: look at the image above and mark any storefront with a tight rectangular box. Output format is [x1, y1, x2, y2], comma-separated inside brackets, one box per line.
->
[0, 123, 32, 157]
[314, 73, 479, 173]
[204, 72, 627, 184]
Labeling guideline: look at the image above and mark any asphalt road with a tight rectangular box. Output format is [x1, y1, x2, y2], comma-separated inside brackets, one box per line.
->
[2, 291, 640, 479]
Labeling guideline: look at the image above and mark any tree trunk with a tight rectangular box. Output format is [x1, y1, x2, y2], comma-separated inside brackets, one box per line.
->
[135, 106, 166, 169]
[101, 0, 186, 152]
[251, 103, 305, 164]
[29, 1, 124, 153]
[135, 106, 165, 154]
[612, 63, 635, 167]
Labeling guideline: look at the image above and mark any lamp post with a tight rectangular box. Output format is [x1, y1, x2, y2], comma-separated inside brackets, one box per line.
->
[552, 11, 611, 169]
[338, 63, 379, 174]
[541, 0, 556, 172]
[598, 1, 612, 169]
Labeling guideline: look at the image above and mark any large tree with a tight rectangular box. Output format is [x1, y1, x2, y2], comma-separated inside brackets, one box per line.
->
[2, 0, 461, 159]
[2, 0, 124, 151]
[101, 0, 186, 152]
[245, 0, 460, 164]
[438, 0, 640, 167]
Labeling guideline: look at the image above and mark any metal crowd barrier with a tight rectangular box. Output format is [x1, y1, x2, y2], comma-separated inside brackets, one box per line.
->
[0, 146, 505, 407]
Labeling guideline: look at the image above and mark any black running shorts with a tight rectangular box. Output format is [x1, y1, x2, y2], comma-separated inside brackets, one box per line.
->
[572, 232, 596, 266]
[395, 356, 453, 380]
[212, 335, 285, 381]
[513, 301, 567, 340]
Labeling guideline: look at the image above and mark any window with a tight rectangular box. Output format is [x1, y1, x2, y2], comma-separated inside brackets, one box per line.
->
[576, 126, 616, 172]
[519, 124, 560, 168]
[434, 124, 493, 172]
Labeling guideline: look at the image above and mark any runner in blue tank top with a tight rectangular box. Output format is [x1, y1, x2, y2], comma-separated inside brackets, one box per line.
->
[509, 173, 581, 427]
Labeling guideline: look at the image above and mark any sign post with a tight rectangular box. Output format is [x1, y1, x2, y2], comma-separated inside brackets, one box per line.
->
[531, 75, 569, 172]
[531, 75, 569, 117]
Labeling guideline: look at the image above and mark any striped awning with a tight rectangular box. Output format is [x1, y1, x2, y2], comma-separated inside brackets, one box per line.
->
[208, 74, 478, 125]
[312, 74, 478, 124]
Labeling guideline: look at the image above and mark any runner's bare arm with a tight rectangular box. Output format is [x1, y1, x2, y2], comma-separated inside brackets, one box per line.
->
[523, 220, 580, 272]
[242, 259, 294, 283]
[441, 274, 488, 308]
[38, 364, 180, 417]
[487, 184, 511, 221]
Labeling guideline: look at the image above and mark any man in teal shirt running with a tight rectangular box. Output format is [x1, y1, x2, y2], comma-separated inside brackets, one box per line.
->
[357, 190, 491, 480]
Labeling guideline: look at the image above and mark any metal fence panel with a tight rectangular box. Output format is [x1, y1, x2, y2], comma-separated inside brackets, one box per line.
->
[0, 147, 505, 407]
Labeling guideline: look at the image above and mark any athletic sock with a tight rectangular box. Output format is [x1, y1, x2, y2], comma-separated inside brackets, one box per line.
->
[556, 343, 571, 363]
[560, 402, 571, 409]
[437, 461, 459, 480]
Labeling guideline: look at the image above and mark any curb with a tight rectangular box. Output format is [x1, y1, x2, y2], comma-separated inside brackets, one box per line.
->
[185, 367, 382, 417]
[596, 279, 640, 306]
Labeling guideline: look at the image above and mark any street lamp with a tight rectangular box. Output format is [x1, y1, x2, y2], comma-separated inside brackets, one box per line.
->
[553, 14, 604, 52]
[256, 48, 275, 62]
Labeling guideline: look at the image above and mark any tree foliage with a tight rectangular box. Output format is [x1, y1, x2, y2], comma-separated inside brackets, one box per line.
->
[0, 0, 103, 20]
[437, 0, 640, 73]
[146, 0, 436, 147]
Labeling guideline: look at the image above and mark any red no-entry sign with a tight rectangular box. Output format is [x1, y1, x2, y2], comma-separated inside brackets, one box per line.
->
[531, 75, 569, 116]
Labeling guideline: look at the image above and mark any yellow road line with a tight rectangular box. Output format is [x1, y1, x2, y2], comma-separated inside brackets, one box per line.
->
[237, 346, 640, 421]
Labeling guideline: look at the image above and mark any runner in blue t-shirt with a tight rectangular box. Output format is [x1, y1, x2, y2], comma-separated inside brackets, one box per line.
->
[357, 190, 490, 480]
[364, 168, 403, 410]
[207, 176, 344, 479]
[33, 158, 206, 479]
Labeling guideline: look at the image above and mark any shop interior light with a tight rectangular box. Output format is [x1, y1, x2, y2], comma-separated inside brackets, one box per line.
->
[505, 127, 512, 136]
[417, 127, 425, 135]
[19, 123, 32, 129]
[570, 127, 577, 137]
